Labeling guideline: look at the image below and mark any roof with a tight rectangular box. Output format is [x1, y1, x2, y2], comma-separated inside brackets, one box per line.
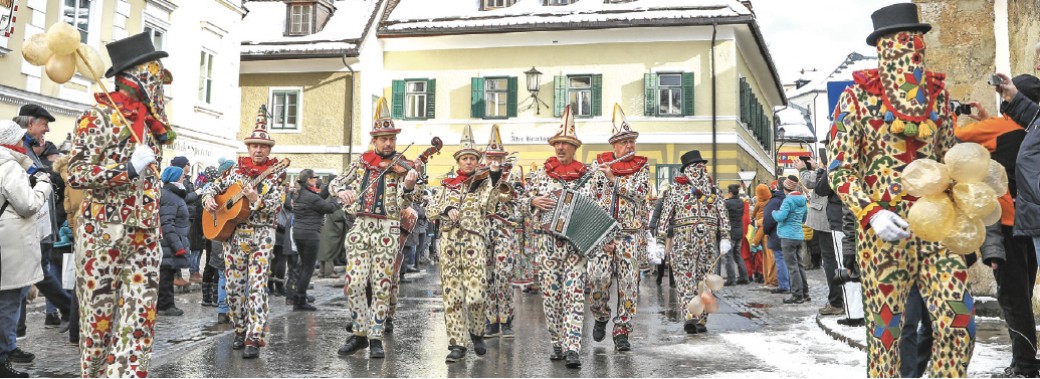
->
[775, 103, 815, 143]
[240, 0, 383, 59]
[381, 0, 751, 33]
[786, 51, 877, 100]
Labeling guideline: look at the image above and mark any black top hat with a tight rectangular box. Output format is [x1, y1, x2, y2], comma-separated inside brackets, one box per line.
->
[680, 150, 708, 172]
[866, 3, 931, 47]
[104, 32, 168, 77]
[18, 104, 55, 122]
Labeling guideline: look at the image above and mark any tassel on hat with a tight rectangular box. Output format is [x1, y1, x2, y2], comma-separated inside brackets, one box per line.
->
[548, 105, 582, 148]
[371, 97, 401, 137]
[243, 104, 275, 147]
[484, 124, 507, 157]
[608, 103, 639, 144]
[454, 125, 480, 160]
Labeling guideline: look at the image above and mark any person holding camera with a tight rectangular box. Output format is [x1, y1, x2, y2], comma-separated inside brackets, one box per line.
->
[796, 157, 844, 316]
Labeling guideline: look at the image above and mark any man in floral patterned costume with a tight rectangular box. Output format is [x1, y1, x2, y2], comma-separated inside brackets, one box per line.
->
[827, 4, 974, 376]
[67, 32, 174, 378]
[588, 104, 650, 351]
[481, 124, 522, 340]
[426, 125, 502, 363]
[523, 105, 591, 369]
[332, 98, 421, 359]
[658, 150, 730, 335]
[202, 105, 287, 360]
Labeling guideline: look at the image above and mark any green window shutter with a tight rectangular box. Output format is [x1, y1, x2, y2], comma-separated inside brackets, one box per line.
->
[644, 73, 657, 116]
[739, 78, 747, 123]
[591, 74, 603, 117]
[553, 75, 566, 117]
[681, 72, 695, 116]
[471, 77, 485, 119]
[425, 79, 436, 119]
[507, 76, 518, 118]
[391, 80, 405, 119]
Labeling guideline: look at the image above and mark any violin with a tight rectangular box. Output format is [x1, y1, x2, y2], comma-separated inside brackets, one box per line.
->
[381, 137, 444, 181]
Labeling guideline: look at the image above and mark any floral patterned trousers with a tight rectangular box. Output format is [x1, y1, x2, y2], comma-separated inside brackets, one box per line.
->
[343, 217, 399, 341]
[485, 220, 517, 325]
[588, 231, 640, 337]
[75, 220, 160, 378]
[223, 226, 274, 347]
[536, 233, 587, 353]
[439, 229, 488, 347]
[672, 226, 719, 324]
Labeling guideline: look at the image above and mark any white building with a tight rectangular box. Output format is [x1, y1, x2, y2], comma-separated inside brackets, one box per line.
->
[785, 51, 877, 145]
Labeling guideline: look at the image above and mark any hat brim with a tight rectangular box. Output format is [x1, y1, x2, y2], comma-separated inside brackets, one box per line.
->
[680, 160, 708, 173]
[608, 132, 639, 144]
[453, 149, 481, 160]
[483, 151, 508, 157]
[369, 129, 402, 137]
[243, 139, 275, 147]
[548, 136, 582, 148]
[866, 24, 931, 46]
[105, 51, 170, 78]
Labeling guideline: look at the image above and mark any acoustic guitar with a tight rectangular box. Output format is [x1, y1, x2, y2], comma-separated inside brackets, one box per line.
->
[203, 158, 291, 242]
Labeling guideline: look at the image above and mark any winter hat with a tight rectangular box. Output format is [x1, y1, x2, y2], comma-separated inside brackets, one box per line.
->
[548, 105, 582, 148]
[161, 166, 184, 183]
[783, 175, 799, 191]
[0, 120, 26, 145]
[243, 104, 275, 146]
[1012, 75, 1040, 104]
[170, 156, 189, 168]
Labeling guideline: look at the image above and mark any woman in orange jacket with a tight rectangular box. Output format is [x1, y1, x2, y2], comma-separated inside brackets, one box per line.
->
[751, 183, 776, 286]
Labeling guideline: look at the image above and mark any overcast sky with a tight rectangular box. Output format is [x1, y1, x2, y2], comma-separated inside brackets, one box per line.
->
[753, 0, 911, 84]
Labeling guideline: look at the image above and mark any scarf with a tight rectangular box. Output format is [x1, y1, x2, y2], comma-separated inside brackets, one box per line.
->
[595, 152, 648, 176]
[544, 157, 587, 181]
[2, 144, 26, 154]
[237, 156, 278, 178]
[96, 91, 169, 143]
[441, 169, 473, 188]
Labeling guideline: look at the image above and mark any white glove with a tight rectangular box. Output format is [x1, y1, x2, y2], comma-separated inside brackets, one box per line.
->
[130, 145, 156, 175]
[869, 210, 911, 242]
[720, 239, 732, 255]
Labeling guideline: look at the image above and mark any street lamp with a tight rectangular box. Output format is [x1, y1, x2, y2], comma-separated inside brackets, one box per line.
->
[774, 126, 787, 177]
[523, 66, 549, 115]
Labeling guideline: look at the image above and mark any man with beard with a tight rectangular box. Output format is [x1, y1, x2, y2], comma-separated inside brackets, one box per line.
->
[588, 104, 650, 351]
[481, 124, 522, 340]
[426, 125, 501, 363]
[203, 106, 288, 359]
[66, 32, 175, 377]
[332, 98, 421, 359]
[657, 151, 731, 335]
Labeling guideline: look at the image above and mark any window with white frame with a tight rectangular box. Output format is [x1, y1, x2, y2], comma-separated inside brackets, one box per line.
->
[198, 51, 214, 104]
[405, 81, 427, 119]
[568, 76, 593, 117]
[271, 89, 302, 130]
[64, 0, 92, 44]
[545, 0, 574, 5]
[483, 0, 515, 9]
[657, 74, 683, 116]
[144, 25, 165, 51]
[289, 4, 313, 35]
[485, 78, 509, 118]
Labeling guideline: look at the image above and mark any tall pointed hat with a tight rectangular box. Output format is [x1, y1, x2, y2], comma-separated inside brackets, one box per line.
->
[548, 104, 581, 148]
[243, 104, 275, 146]
[371, 97, 401, 137]
[484, 124, 507, 157]
[454, 124, 480, 160]
[609, 103, 639, 144]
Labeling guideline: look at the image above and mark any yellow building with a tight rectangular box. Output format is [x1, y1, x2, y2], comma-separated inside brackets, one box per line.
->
[374, 0, 787, 191]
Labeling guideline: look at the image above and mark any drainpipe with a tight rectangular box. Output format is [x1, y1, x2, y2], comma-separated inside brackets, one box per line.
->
[342, 52, 355, 166]
[711, 21, 718, 183]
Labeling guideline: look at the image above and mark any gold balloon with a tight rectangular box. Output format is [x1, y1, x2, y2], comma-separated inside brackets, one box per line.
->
[984, 160, 1009, 196]
[944, 143, 990, 183]
[982, 203, 1002, 226]
[701, 290, 720, 314]
[901, 159, 951, 197]
[706, 275, 725, 292]
[686, 296, 704, 316]
[22, 33, 53, 66]
[74, 44, 105, 82]
[942, 213, 986, 255]
[952, 182, 998, 219]
[45, 53, 76, 84]
[907, 195, 956, 242]
[46, 22, 82, 56]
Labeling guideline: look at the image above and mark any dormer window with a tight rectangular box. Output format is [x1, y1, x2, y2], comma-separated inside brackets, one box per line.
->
[288, 3, 314, 36]
[483, 0, 515, 10]
[544, 0, 575, 5]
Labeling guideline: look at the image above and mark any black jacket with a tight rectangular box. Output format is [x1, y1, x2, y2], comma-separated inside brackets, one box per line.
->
[159, 184, 190, 269]
[292, 186, 337, 240]
[814, 171, 845, 232]
[762, 190, 786, 251]
[1001, 92, 1040, 130]
[724, 197, 744, 239]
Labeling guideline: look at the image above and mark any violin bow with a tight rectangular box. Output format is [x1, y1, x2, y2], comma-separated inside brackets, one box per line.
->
[352, 142, 415, 202]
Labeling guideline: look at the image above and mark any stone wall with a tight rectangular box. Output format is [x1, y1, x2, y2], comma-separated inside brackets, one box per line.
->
[1008, 0, 1040, 74]
[913, 0, 997, 109]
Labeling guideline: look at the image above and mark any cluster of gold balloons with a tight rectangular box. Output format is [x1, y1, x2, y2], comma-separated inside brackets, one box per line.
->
[22, 22, 105, 84]
[904, 142, 1008, 254]
[686, 274, 726, 316]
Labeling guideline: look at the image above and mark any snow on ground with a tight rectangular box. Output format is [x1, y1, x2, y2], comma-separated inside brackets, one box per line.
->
[720, 316, 866, 377]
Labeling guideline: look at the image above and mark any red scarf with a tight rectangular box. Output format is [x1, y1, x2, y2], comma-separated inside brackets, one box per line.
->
[441, 169, 473, 188]
[1, 144, 26, 154]
[359, 150, 410, 171]
[96, 91, 169, 142]
[595, 152, 648, 176]
[237, 156, 278, 178]
[544, 157, 587, 181]
[674, 176, 690, 185]
[307, 185, 319, 193]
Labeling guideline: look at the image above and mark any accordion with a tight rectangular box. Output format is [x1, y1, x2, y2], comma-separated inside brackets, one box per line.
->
[537, 189, 619, 255]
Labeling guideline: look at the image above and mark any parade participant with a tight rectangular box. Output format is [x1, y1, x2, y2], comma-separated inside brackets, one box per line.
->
[333, 98, 421, 359]
[480, 124, 521, 340]
[523, 105, 591, 369]
[658, 150, 730, 335]
[827, 4, 973, 376]
[65, 32, 174, 377]
[588, 104, 650, 351]
[202, 106, 288, 359]
[426, 125, 502, 363]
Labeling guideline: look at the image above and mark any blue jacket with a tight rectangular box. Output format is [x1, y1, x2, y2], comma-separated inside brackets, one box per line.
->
[772, 192, 807, 241]
[762, 190, 786, 251]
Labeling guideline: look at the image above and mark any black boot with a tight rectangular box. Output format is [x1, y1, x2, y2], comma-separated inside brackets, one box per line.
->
[564, 350, 581, 369]
[242, 345, 260, 359]
[695, 324, 707, 333]
[445, 346, 466, 363]
[337, 335, 368, 356]
[293, 294, 317, 311]
[655, 263, 665, 286]
[201, 283, 215, 307]
[683, 319, 698, 334]
[471, 334, 487, 356]
[369, 339, 385, 359]
[232, 335, 246, 350]
[7, 348, 34, 364]
[217, 313, 230, 324]
[668, 267, 676, 288]
[384, 318, 394, 333]
[0, 360, 28, 378]
[549, 346, 564, 361]
[592, 320, 607, 342]
[614, 334, 631, 351]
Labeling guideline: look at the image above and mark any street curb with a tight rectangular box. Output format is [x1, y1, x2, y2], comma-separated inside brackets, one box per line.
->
[815, 314, 867, 352]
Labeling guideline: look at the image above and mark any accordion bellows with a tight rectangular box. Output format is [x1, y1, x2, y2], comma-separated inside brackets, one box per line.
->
[538, 189, 619, 255]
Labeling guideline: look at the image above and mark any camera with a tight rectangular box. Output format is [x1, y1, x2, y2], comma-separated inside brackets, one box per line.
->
[949, 100, 973, 116]
[831, 268, 861, 285]
[987, 74, 1004, 87]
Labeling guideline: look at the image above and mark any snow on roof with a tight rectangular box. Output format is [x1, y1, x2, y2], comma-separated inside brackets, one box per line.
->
[775, 104, 815, 143]
[241, 0, 380, 55]
[786, 51, 877, 100]
[382, 0, 751, 32]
